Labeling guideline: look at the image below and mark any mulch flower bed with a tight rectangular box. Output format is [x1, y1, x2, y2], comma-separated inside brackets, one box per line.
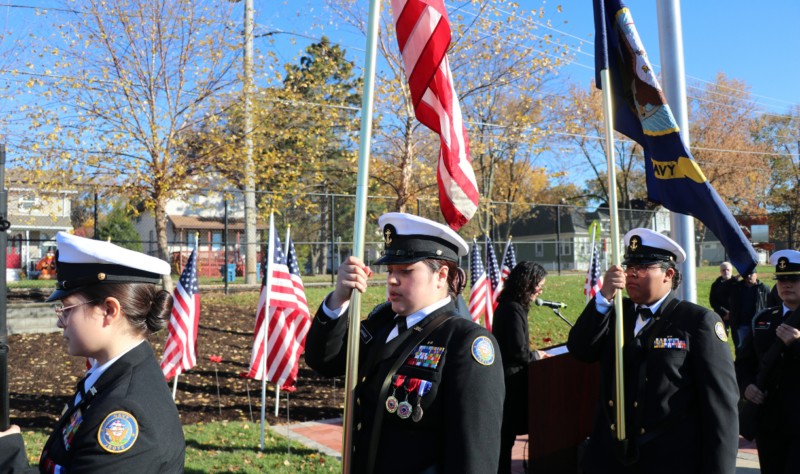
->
[7, 293, 343, 428]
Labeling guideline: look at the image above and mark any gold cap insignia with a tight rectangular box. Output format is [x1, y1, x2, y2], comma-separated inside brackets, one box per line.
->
[629, 236, 640, 251]
[384, 229, 392, 247]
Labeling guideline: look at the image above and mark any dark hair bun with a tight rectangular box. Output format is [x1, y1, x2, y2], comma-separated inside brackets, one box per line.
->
[146, 290, 173, 335]
[453, 267, 467, 295]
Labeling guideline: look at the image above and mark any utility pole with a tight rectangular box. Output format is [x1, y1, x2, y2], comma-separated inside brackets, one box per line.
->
[243, 0, 257, 284]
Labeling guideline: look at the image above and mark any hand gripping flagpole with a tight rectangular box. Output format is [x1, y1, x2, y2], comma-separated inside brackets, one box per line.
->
[600, 68, 627, 441]
[342, 0, 382, 469]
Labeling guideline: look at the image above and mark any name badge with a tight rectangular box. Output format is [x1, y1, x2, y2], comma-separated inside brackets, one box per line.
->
[360, 324, 373, 344]
[755, 321, 771, 330]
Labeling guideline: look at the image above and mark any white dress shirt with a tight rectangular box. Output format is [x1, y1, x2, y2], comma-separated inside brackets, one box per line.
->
[595, 290, 670, 336]
[322, 294, 452, 342]
[75, 339, 147, 405]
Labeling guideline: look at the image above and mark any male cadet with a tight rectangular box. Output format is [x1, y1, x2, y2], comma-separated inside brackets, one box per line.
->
[736, 249, 800, 473]
[567, 228, 739, 474]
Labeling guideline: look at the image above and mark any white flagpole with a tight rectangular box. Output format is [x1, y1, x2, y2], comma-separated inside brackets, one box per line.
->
[172, 374, 179, 400]
[261, 212, 275, 451]
[275, 225, 291, 417]
[484, 234, 494, 330]
[586, 224, 597, 305]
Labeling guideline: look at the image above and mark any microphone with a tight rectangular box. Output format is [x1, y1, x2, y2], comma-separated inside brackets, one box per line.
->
[535, 298, 567, 309]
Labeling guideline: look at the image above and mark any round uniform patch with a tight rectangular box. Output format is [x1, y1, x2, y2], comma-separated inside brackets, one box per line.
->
[471, 336, 495, 365]
[98, 411, 139, 453]
[715, 321, 728, 342]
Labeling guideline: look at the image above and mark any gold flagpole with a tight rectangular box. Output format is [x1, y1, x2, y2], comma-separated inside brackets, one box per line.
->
[341, 0, 382, 469]
[599, 68, 626, 441]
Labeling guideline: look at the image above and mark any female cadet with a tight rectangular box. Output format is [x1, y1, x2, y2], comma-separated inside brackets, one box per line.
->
[0, 232, 185, 473]
[491, 261, 547, 474]
[305, 213, 505, 474]
[737, 249, 800, 474]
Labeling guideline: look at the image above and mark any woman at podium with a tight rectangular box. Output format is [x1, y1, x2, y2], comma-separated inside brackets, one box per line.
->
[492, 261, 547, 474]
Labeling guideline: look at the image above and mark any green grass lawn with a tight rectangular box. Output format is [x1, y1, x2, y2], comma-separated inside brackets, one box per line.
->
[22, 421, 341, 473]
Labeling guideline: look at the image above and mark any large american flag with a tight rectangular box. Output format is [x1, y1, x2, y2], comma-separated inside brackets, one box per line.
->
[247, 229, 310, 386]
[485, 235, 501, 330]
[468, 239, 487, 324]
[161, 248, 200, 380]
[585, 239, 604, 304]
[391, 0, 479, 230]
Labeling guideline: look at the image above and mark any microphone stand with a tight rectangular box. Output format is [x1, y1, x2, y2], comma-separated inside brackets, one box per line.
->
[551, 307, 573, 327]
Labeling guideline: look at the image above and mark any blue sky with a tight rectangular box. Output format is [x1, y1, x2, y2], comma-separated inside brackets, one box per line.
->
[256, 0, 799, 113]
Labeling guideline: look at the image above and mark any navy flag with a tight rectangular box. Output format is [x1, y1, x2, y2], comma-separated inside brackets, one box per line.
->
[593, 0, 758, 275]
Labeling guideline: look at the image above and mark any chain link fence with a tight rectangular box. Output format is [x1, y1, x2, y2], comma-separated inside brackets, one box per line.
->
[4, 184, 796, 284]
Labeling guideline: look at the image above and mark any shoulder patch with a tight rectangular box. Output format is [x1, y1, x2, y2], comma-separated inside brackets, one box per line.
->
[714, 321, 728, 342]
[98, 411, 139, 453]
[471, 336, 495, 365]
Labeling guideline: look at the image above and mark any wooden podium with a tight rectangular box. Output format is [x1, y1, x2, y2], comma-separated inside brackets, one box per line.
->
[527, 345, 600, 473]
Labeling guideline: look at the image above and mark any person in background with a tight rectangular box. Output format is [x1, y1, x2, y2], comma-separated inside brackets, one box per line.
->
[736, 250, 800, 473]
[729, 270, 771, 351]
[709, 262, 739, 336]
[492, 261, 547, 474]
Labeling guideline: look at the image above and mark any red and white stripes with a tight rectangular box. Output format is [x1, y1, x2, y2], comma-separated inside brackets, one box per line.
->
[392, 0, 479, 230]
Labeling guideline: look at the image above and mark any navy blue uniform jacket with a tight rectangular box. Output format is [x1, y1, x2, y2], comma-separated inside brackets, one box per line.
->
[305, 299, 505, 474]
[566, 292, 739, 474]
[0, 341, 185, 473]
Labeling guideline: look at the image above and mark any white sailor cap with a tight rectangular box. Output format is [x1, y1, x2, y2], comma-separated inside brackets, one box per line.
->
[623, 228, 686, 265]
[770, 249, 800, 280]
[47, 231, 171, 302]
[373, 213, 468, 265]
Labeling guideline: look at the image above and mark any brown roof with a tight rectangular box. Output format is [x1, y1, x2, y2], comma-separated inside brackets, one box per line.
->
[168, 215, 268, 230]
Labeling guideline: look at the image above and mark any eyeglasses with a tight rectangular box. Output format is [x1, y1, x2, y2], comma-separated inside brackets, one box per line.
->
[624, 264, 661, 276]
[53, 300, 97, 326]
[534, 285, 545, 292]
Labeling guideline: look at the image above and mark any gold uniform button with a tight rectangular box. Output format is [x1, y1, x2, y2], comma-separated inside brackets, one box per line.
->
[610, 424, 616, 431]
[357, 423, 362, 430]
[634, 402, 638, 407]
[357, 398, 360, 405]
[640, 428, 645, 435]
[608, 400, 614, 407]
[362, 377, 366, 383]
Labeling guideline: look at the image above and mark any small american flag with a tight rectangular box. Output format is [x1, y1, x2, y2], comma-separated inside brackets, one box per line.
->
[500, 240, 517, 280]
[485, 235, 501, 330]
[492, 238, 517, 308]
[585, 240, 604, 304]
[161, 248, 200, 380]
[468, 239, 487, 324]
[390, 0, 479, 230]
[247, 229, 309, 387]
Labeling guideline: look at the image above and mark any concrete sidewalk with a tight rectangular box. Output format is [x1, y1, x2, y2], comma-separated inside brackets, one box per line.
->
[271, 418, 761, 472]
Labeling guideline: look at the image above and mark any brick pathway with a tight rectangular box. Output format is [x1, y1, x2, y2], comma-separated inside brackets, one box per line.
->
[273, 418, 760, 473]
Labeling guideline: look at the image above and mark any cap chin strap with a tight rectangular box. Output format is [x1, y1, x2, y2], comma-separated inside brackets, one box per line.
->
[624, 253, 674, 262]
[57, 274, 162, 290]
[382, 249, 444, 258]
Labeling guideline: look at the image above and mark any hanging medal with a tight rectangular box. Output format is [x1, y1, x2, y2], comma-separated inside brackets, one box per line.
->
[397, 378, 420, 419]
[412, 380, 432, 422]
[386, 375, 405, 414]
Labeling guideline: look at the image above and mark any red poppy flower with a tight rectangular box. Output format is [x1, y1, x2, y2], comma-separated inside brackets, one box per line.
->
[239, 372, 250, 379]
[542, 338, 552, 343]
[209, 356, 223, 363]
[280, 385, 297, 392]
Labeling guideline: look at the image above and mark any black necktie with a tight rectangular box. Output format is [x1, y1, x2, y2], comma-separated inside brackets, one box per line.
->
[397, 317, 408, 334]
[76, 373, 90, 402]
[635, 307, 654, 336]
